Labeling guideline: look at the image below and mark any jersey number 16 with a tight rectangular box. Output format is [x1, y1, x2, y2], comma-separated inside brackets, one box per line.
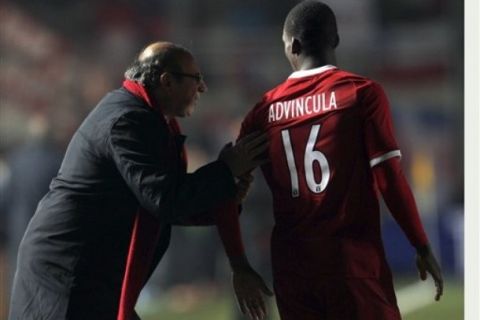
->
[281, 124, 330, 198]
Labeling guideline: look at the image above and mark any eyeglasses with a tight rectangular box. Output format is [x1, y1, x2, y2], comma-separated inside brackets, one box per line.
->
[169, 72, 204, 84]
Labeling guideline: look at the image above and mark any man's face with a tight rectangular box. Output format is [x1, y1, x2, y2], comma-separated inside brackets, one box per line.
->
[168, 54, 207, 117]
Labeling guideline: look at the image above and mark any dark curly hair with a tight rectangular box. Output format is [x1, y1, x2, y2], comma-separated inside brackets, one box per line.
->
[124, 44, 190, 88]
[283, 0, 339, 54]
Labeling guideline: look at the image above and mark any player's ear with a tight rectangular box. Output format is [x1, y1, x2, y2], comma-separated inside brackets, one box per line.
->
[332, 34, 340, 49]
[291, 38, 302, 55]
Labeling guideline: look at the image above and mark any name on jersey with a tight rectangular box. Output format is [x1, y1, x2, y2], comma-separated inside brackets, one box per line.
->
[268, 91, 337, 123]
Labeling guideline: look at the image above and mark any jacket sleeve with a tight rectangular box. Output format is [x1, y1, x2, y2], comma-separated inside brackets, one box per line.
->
[108, 110, 237, 223]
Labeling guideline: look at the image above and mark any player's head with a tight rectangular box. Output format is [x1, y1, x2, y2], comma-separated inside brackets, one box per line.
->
[282, 1, 339, 69]
[125, 41, 207, 117]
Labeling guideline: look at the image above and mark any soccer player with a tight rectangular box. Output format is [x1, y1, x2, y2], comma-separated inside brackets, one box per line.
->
[216, 1, 444, 319]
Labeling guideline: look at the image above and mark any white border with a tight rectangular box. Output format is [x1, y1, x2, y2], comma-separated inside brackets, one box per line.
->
[465, 0, 479, 319]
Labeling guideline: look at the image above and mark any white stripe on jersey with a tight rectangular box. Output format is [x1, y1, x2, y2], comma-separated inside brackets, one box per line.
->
[369, 150, 402, 167]
[288, 65, 337, 79]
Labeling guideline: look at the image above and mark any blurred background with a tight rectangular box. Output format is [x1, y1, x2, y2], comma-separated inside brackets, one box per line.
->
[0, 0, 464, 319]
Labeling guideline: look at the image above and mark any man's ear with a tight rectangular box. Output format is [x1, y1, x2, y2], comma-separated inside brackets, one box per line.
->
[159, 72, 172, 87]
[291, 38, 302, 55]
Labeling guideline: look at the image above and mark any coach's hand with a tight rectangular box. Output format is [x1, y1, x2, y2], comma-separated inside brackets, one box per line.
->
[416, 244, 444, 301]
[219, 132, 269, 177]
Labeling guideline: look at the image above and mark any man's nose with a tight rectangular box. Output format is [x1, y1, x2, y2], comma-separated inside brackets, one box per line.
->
[198, 79, 208, 93]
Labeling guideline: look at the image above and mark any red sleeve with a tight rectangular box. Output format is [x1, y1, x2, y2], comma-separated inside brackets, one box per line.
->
[360, 81, 427, 247]
[373, 157, 429, 247]
[361, 81, 402, 167]
[214, 108, 259, 257]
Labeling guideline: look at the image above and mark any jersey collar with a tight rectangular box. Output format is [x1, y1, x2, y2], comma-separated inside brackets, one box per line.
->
[288, 65, 337, 79]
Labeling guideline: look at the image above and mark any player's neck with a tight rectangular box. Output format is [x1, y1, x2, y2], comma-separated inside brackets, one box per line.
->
[298, 51, 336, 71]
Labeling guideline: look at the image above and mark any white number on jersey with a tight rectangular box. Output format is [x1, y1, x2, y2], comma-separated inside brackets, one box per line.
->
[281, 124, 330, 198]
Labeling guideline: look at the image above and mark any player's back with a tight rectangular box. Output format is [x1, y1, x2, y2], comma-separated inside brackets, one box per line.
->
[240, 66, 400, 276]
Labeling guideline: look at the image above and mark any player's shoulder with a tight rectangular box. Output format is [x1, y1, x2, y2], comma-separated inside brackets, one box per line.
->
[259, 81, 287, 105]
[332, 69, 374, 86]
[334, 69, 388, 98]
[243, 83, 283, 118]
[239, 83, 284, 132]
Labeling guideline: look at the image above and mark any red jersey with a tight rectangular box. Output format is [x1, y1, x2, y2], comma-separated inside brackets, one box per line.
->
[238, 66, 403, 278]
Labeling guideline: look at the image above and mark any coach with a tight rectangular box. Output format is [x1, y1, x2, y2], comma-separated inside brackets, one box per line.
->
[9, 42, 267, 320]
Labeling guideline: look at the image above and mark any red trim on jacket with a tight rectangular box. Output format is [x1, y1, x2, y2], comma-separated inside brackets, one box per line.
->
[118, 80, 186, 320]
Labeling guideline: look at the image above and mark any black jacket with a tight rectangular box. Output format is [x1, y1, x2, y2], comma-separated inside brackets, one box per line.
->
[9, 88, 236, 320]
